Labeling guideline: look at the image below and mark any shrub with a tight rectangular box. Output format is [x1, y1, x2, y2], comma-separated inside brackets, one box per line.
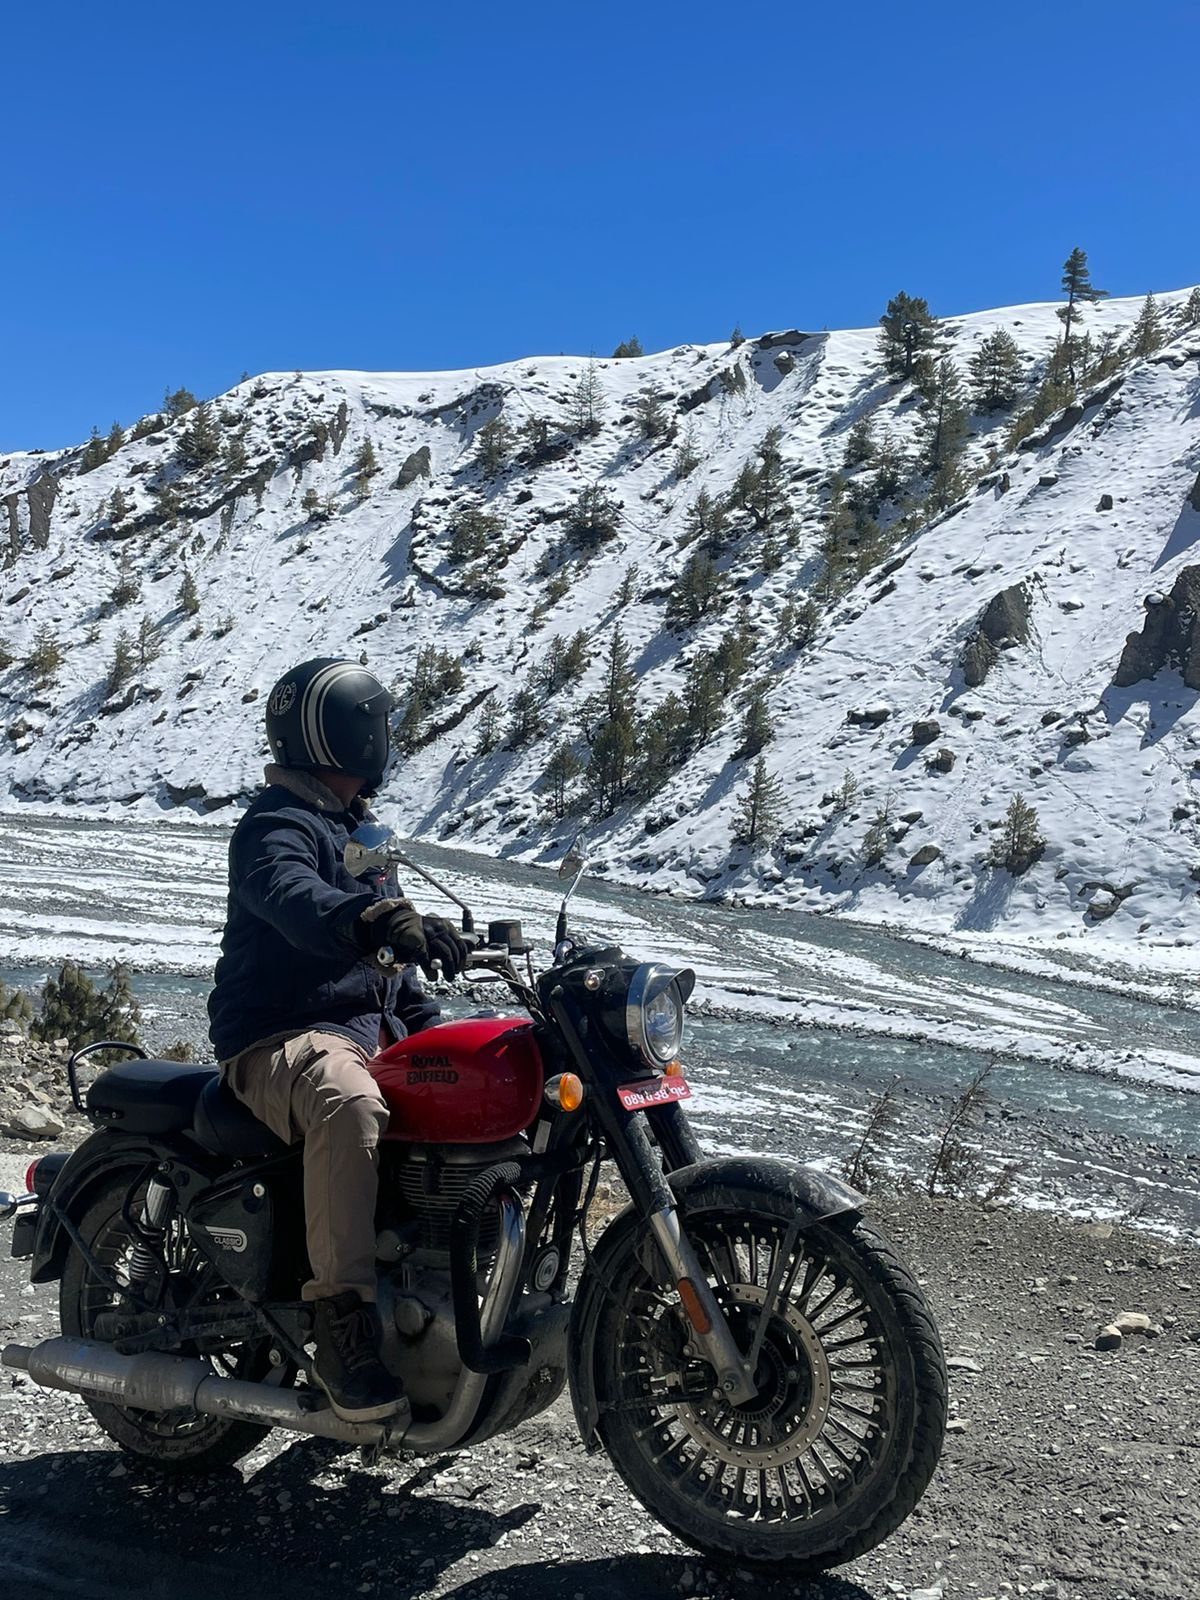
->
[31, 960, 142, 1049]
[105, 631, 136, 695]
[988, 795, 1046, 874]
[26, 625, 63, 684]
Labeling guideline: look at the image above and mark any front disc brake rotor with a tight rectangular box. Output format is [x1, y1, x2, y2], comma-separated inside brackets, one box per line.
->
[672, 1283, 832, 1470]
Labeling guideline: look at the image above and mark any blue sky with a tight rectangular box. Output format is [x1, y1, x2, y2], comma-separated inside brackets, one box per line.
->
[3, 0, 1196, 450]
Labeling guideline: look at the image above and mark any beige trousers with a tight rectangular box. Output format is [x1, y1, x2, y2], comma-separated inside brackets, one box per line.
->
[220, 1030, 389, 1303]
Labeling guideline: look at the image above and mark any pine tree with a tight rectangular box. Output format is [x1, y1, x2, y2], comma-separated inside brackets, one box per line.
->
[862, 798, 892, 867]
[736, 681, 773, 757]
[541, 742, 583, 817]
[923, 358, 969, 474]
[136, 612, 160, 670]
[105, 630, 136, 695]
[535, 630, 591, 694]
[634, 383, 670, 439]
[222, 428, 249, 475]
[988, 794, 1046, 874]
[177, 568, 200, 616]
[31, 960, 141, 1048]
[476, 416, 514, 476]
[1057, 248, 1107, 380]
[615, 566, 638, 608]
[26, 625, 63, 684]
[352, 437, 379, 498]
[878, 292, 939, 380]
[843, 415, 877, 469]
[712, 615, 756, 693]
[506, 686, 545, 748]
[105, 420, 126, 456]
[612, 336, 644, 359]
[176, 400, 221, 468]
[729, 325, 746, 348]
[110, 553, 141, 608]
[80, 427, 106, 473]
[968, 329, 1024, 411]
[870, 430, 908, 502]
[163, 386, 199, 421]
[682, 652, 723, 750]
[475, 697, 502, 754]
[570, 357, 607, 435]
[107, 486, 132, 525]
[732, 757, 785, 848]
[585, 715, 637, 814]
[1181, 287, 1200, 329]
[636, 692, 689, 791]
[674, 423, 701, 478]
[1129, 293, 1164, 358]
[447, 505, 502, 565]
[566, 483, 620, 551]
[667, 551, 725, 627]
[130, 414, 163, 442]
[594, 627, 637, 725]
[682, 487, 729, 551]
[749, 424, 788, 530]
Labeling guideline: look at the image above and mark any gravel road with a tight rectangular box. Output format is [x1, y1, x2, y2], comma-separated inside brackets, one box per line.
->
[1, 1156, 1196, 1600]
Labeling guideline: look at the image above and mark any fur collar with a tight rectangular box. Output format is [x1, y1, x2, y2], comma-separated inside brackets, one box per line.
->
[264, 764, 370, 819]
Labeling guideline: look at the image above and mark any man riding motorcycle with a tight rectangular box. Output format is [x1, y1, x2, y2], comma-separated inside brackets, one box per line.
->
[207, 657, 468, 1422]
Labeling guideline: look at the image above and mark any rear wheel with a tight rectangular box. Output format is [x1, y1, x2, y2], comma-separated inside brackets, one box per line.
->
[591, 1183, 946, 1571]
[60, 1174, 282, 1471]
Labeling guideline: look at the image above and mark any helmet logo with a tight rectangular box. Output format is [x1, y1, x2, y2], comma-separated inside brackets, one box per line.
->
[268, 681, 297, 716]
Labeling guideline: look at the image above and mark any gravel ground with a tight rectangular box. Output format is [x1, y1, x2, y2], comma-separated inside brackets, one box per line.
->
[1, 1159, 1196, 1600]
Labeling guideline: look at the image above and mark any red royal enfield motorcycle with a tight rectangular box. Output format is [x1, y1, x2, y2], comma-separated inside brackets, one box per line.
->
[0, 827, 945, 1573]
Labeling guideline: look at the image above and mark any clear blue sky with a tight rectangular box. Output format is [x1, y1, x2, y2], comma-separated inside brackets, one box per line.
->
[3, 0, 1196, 451]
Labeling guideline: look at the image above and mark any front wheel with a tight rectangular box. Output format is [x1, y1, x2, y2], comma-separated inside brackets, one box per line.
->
[588, 1178, 946, 1572]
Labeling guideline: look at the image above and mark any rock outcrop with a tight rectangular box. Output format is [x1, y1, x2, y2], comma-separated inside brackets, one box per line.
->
[1113, 566, 1200, 690]
[960, 582, 1032, 687]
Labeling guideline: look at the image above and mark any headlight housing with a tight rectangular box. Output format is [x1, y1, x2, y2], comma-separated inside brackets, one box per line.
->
[625, 962, 696, 1068]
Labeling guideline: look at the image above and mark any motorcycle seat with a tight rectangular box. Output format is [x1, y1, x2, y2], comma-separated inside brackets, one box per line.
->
[87, 1060, 218, 1135]
[191, 1074, 291, 1162]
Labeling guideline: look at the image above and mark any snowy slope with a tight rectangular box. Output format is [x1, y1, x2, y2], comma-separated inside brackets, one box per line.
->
[2, 290, 1199, 971]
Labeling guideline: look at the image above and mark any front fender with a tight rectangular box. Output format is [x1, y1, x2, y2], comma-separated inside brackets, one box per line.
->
[28, 1130, 166, 1284]
[567, 1155, 864, 1450]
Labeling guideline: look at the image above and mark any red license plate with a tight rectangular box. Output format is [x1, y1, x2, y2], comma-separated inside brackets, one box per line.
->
[616, 1076, 692, 1111]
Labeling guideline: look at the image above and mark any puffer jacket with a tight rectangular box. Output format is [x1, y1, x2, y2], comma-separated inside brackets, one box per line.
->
[207, 766, 440, 1061]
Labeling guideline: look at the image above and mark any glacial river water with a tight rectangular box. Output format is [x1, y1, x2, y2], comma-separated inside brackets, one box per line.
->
[0, 811, 1197, 1234]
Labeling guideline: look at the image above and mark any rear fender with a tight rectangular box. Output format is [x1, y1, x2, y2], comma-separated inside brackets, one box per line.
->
[567, 1155, 863, 1450]
[29, 1130, 178, 1284]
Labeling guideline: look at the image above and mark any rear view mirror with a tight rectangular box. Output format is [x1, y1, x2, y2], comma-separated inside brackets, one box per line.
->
[344, 822, 397, 879]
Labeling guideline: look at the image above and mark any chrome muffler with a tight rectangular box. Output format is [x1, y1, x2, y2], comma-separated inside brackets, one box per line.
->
[1, 1337, 390, 1446]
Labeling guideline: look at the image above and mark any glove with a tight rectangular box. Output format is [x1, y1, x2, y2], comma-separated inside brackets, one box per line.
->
[421, 916, 469, 981]
[356, 897, 427, 964]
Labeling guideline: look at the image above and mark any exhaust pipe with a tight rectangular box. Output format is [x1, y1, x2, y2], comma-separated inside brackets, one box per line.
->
[2, 1338, 390, 1448]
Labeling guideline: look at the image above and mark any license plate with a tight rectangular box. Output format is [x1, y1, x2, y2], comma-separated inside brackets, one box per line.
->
[616, 1076, 692, 1111]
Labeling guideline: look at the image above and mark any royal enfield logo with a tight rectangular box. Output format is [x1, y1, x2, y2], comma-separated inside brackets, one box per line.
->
[407, 1054, 458, 1085]
[268, 681, 297, 716]
[203, 1225, 249, 1254]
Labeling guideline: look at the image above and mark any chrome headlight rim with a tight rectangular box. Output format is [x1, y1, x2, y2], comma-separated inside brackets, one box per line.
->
[625, 961, 696, 1069]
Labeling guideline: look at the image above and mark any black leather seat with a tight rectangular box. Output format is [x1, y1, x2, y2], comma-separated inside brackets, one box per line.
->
[191, 1074, 290, 1162]
[87, 1060, 217, 1134]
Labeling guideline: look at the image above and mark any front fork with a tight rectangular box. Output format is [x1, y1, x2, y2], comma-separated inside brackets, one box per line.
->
[549, 994, 756, 1404]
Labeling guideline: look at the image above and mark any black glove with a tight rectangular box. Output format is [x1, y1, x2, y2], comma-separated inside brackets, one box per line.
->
[421, 916, 469, 981]
[356, 897, 427, 964]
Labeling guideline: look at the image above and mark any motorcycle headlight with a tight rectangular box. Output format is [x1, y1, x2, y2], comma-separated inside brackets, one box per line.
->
[625, 962, 696, 1069]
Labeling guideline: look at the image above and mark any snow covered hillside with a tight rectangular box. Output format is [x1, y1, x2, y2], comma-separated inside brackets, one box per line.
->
[2, 290, 1199, 968]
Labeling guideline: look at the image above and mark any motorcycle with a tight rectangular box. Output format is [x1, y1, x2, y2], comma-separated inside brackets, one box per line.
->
[0, 827, 945, 1573]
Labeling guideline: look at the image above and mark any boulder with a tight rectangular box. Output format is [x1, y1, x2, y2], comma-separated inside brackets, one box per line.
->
[926, 747, 956, 774]
[911, 718, 941, 745]
[1098, 492, 1114, 511]
[395, 446, 432, 489]
[1113, 1311, 1152, 1335]
[5, 1102, 66, 1140]
[1113, 565, 1200, 690]
[1095, 1324, 1123, 1351]
[773, 352, 796, 376]
[909, 844, 942, 867]
[961, 581, 1033, 686]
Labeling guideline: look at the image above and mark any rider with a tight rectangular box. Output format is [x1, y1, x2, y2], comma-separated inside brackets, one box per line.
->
[207, 658, 468, 1422]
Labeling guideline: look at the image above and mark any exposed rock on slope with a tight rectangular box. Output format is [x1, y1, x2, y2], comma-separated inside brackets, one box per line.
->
[1114, 566, 1200, 690]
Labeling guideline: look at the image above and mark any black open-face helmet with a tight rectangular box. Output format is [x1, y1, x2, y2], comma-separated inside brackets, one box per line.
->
[265, 658, 394, 793]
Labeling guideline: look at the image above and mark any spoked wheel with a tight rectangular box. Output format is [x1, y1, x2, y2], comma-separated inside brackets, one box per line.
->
[591, 1183, 946, 1571]
[60, 1174, 284, 1471]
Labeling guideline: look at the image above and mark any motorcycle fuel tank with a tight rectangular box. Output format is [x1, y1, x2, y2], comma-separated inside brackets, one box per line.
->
[370, 1017, 544, 1143]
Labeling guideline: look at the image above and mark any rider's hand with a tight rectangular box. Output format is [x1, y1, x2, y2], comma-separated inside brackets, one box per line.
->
[421, 916, 469, 981]
[356, 897, 427, 963]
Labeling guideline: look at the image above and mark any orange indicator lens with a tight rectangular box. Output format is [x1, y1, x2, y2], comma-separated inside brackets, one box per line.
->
[677, 1277, 712, 1334]
[558, 1073, 585, 1112]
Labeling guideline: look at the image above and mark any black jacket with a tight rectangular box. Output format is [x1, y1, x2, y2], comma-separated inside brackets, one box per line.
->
[207, 770, 440, 1061]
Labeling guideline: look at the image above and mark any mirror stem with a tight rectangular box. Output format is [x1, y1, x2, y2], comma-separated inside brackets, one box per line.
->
[391, 850, 475, 934]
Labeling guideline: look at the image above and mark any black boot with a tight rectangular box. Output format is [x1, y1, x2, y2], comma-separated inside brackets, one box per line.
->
[312, 1292, 406, 1423]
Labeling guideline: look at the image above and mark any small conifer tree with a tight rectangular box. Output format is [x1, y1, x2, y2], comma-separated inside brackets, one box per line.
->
[105, 630, 136, 695]
[541, 742, 583, 817]
[1057, 248, 1107, 380]
[222, 429, 249, 475]
[667, 551, 725, 627]
[0, 980, 33, 1029]
[105, 420, 126, 456]
[566, 483, 620, 551]
[352, 437, 380, 498]
[1129, 293, 1164, 358]
[27, 625, 64, 684]
[674, 423, 701, 478]
[176, 400, 221, 468]
[110, 553, 141, 608]
[611, 336, 644, 359]
[80, 427, 106, 472]
[732, 756, 785, 847]
[506, 686, 545, 748]
[136, 612, 160, 670]
[476, 416, 514, 476]
[447, 505, 502, 565]
[634, 384, 670, 439]
[988, 794, 1046, 874]
[923, 357, 970, 474]
[968, 329, 1024, 411]
[878, 292, 939, 380]
[163, 386, 199, 421]
[862, 798, 892, 867]
[570, 358, 606, 435]
[107, 486, 132, 525]
[736, 681, 773, 757]
[1180, 287, 1200, 328]
[177, 568, 200, 616]
[475, 697, 502, 755]
[729, 325, 745, 348]
[32, 960, 141, 1049]
[843, 415, 877, 469]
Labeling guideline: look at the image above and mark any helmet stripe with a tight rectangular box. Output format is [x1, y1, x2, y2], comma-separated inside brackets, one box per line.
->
[300, 662, 354, 767]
